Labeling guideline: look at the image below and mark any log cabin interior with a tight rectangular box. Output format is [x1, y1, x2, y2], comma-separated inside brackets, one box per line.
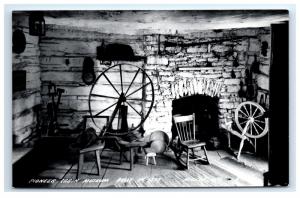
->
[12, 10, 289, 188]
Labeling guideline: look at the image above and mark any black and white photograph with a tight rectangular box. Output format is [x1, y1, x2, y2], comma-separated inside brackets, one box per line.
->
[11, 9, 289, 188]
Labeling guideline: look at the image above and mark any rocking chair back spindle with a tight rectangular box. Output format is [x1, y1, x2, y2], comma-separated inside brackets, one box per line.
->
[173, 114, 195, 142]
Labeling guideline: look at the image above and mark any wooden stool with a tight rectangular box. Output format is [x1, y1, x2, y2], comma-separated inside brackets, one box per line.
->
[77, 143, 104, 179]
[145, 152, 156, 166]
[118, 140, 148, 171]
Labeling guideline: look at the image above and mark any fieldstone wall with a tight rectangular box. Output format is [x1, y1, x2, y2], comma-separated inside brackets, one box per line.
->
[142, 28, 271, 136]
[12, 12, 41, 144]
[38, 25, 271, 138]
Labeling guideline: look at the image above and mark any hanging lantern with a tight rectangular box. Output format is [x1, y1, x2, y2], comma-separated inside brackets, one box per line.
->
[29, 11, 46, 36]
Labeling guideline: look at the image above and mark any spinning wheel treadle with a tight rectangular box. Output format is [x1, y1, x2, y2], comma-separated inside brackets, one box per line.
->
[234, 101, 268, 139]
[88, 63, 154, 136]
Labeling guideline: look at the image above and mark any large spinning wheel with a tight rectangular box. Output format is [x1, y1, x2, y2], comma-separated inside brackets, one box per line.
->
[234, 101, 268, 139]
[88, 63, 154, 136]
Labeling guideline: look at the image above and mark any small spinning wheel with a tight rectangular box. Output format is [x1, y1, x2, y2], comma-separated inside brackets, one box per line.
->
[88, 63, 154, 136]
[235, 101, 268, 139]
[223, 101, 269, 160]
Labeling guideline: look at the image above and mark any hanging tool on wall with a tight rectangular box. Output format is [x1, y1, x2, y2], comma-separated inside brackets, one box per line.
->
[82, 57, 96, 85]
[251, 55, 260, 74]
[244, 67, 258, 101]
[46, 82, 65, 136]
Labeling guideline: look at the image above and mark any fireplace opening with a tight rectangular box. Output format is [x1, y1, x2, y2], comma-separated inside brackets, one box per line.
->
[171, 95, 219, 145]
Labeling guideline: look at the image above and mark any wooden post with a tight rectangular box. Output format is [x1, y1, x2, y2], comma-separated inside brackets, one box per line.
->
[130, 148, 134, 171]
[77, 153, 84, 179]
[141, 63, 146, 129]
[186, 148, 190, 169]
[95, 150, 101, 176]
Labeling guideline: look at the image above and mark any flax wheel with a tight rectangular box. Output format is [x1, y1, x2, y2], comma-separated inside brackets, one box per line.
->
[234, 101, 269, 139]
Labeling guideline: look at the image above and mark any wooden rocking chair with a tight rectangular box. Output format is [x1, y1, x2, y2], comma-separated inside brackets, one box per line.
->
[173, 113, 210, 169]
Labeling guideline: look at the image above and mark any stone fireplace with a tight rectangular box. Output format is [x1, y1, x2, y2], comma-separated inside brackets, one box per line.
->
[142, 66, 242, 140]
[142, 29, 271, 139]
[171, 94, 219, 142]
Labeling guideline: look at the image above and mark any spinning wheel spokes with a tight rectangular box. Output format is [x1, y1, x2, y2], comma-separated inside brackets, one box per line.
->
[242, 105, 250, 116]
[251, 122, 260, 135]
[103, 73, 120, 96]
[119, 64, 124, 93]
[239, 120, 248, 125]
[239, 109, 249, 119]
[126, 82, 151, 98]
[88, 63, 154, 136]
[90, 93, 119, 100]
[126, 98, 153, 102]
[235, 101, 268, 139]
[253, 114, 264, 119]
[125, 101, 142, 117]
[253, 121, 264, 131]
[252, 106, 259, 117]
[124, 68, 141, 96]
[94, 101, 118, 117]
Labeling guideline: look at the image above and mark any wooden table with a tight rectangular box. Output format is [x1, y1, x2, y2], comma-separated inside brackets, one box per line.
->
[117, 140, 147, 170]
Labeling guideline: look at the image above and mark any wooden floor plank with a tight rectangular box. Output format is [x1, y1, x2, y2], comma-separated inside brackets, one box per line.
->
[79, 162, 99, 188]
[211, 156, 263, 186]
[150, 152, 180, 177]
[121, 156, 152, 188]
[33, 168, 64, 188]
[22, 149, 266, 188]
[34, 159, 72, 188]
[55, 164, 82, 188]
[100, 149, 137, 188]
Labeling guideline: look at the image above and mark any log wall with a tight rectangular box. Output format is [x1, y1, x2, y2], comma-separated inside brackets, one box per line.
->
[12, 12, 41, 144]
[39, 25, 147, 132]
